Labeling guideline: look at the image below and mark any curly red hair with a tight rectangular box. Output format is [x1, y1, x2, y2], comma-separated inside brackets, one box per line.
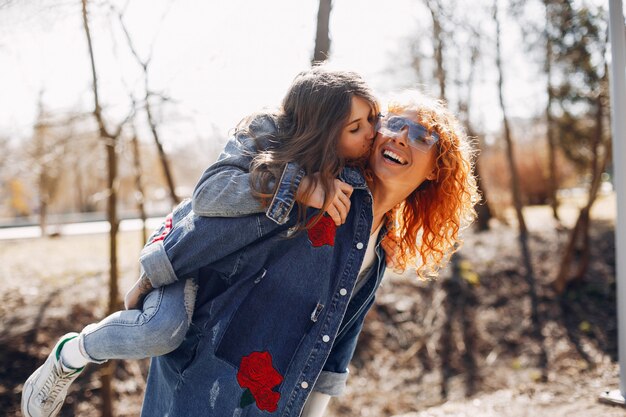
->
[383, 92, 479, 278]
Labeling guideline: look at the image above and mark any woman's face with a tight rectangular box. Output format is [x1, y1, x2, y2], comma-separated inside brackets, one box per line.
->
[368, 111, 438, 197]
[336, 96, 376, 160]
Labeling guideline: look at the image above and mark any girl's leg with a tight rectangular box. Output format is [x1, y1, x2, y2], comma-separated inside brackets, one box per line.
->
[22, 277, 198, 417]
[80, 277, 198, 361]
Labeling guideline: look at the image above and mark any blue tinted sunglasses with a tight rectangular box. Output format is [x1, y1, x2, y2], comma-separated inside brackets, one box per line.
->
[376, 115, 440, 153]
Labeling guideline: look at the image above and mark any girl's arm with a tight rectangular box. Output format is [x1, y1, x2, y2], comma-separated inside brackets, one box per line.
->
[139, 200, 285, 289]
[192, 115, 302, 224]
[193, 115, 352, 226]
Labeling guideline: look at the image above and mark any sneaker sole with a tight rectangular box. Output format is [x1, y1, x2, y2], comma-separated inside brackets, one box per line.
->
[21, 365, 39, 417]
[21, 365, 63, 417]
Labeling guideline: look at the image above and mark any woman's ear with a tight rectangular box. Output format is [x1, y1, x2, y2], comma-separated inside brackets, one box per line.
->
[426, 169, 437, 181]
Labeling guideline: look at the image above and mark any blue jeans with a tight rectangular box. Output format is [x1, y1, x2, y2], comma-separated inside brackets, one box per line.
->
[78, 277, 198, 362]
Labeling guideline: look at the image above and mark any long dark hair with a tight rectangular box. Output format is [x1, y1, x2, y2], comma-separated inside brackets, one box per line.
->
[243, 66, 379, 230]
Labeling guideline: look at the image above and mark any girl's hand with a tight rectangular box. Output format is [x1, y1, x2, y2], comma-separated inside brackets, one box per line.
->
[297, 174, 353, 226]
[124, 275, 154, 310]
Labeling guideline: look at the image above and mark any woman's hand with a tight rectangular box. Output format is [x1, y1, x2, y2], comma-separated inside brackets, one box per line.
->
[124, 274, 155, 310]
[297, 174, 353, 226]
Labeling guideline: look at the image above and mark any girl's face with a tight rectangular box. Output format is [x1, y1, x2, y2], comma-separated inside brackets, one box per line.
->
[336, 96, 376, 160]
[368, 111, 438, 198]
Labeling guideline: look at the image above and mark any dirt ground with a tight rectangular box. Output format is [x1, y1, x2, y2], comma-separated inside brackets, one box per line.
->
[1, 195, 625, 417]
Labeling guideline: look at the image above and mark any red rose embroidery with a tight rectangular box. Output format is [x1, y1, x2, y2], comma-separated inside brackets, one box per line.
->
[237, 351, 283, 412]
[149, 213, 173, 244]
[306, 215, 336, 247]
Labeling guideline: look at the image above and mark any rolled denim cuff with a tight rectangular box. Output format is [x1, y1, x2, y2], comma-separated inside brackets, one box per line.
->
[313, 370, 349, 397]
[78, 328, 107, 364]
[139, 242, 178, 288]
[266, 162, 305, 225]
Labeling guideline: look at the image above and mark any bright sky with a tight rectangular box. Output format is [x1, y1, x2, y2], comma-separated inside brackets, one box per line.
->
[0, 0, 550, 149]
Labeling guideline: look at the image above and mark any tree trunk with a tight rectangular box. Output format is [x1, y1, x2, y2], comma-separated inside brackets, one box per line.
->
[494, 0, 546, 377]
[426, 0, 446, 100]
[115, 8, 179, 206]
[473, 160, 492, 231]
[312, 0, 332, 64]
[144, 91, 179, 205]
[463, 107, 492, 231]
[553, 93, 610, 293]
[81, 1, 120, 415]
[39, 196, 48, 237]
[38, 166, 48, 236]
[461, 41, 491, 231]
[102, 139, 119, 417]
[131, 132, 148, 244]
[74, 156, 86, 212]
[545, 58, 559, 221]
[544, 1, 560, 221]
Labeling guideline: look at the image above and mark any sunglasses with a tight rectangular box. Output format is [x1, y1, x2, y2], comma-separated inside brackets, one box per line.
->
[376, 115, 440, 153]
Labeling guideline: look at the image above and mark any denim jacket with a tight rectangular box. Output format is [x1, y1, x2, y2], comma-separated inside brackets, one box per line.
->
[191, 114, 304, 225]
[139, 167, 386, 417]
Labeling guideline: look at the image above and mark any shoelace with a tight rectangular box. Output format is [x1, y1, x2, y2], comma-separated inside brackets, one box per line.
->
[37, 361, 74, 407]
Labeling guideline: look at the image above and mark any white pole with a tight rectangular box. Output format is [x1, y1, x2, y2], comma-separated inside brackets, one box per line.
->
[600, 0, 626, 406]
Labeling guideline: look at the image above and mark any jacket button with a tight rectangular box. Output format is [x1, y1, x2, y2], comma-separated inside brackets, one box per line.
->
[301, 381, 309, 389]
[322, 335, 330, 342]
[356, 242, 364, 250]
[339, 288, 348, 296]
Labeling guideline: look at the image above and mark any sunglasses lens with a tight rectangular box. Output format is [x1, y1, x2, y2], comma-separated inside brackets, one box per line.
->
[379, 117, 437, 152]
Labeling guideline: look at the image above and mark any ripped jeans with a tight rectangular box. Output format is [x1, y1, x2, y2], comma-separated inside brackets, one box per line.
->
[78, 276, 198, 363]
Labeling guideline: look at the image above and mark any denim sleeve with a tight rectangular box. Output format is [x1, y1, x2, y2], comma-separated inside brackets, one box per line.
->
[192, 118, 304, 225]
[265, 162, 305, 225]
[192, 133, 264, 218]
[140, 201, 283, 288]
[313, 302, 371, 396]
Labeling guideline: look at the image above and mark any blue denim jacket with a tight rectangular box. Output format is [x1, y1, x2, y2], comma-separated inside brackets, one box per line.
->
[139, 167, 386, 417]
[192, 114, 304, 225]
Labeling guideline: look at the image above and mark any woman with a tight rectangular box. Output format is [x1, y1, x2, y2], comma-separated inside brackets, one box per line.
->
[137, 90, 478, 416]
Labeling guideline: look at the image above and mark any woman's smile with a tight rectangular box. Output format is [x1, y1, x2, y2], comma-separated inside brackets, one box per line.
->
[380, 144, 409, 166]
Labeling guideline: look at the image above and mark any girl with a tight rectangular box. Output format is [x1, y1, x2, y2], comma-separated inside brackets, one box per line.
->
[21, 67, 379, 417]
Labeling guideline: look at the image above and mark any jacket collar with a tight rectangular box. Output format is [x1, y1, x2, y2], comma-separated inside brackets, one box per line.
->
[339, 166, 368, 189]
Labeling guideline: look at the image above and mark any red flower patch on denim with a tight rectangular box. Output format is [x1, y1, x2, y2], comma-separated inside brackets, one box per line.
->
[149, 213, 173, 244]
[306, 215, 336, 247]
[237, 351, 283, 412]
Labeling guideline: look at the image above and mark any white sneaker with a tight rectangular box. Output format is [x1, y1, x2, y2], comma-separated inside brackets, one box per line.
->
[22, 333, 84, 417]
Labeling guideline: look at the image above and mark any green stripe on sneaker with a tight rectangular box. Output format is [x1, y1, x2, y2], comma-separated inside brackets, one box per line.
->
[55, 335, 78, 362]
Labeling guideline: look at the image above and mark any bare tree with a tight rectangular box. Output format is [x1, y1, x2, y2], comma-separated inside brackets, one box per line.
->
[493, 0, 546, 378]
[114, 5, 180, 205]
[130, 125, 148, 245]
[424, 0, 446, 100]
[547, 2, 611, 293]
[554, 70, 611, 292]
[29, 98, 66, 235]
[457, 32, 492, 231]
[554, 112, 610, 292]
[81, 1, 133, 415]
[543, 0, 560, 221]
[409, 2, 485, 397]
[312, 0, 332, 64]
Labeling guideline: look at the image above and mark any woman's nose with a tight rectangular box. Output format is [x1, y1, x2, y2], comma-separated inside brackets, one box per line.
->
[391, 128, 410, 146]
